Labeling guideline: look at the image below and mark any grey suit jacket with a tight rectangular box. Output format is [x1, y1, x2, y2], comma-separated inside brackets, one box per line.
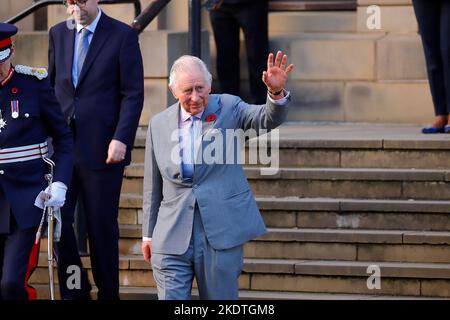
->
[143, 94, 289, 254]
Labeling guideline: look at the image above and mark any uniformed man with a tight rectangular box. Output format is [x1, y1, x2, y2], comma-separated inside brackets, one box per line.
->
[0, 23, 73, 300]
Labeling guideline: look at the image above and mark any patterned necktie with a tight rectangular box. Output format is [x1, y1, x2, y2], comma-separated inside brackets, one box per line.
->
[182, 116, 201, 180]
[76, 28, 91, 81]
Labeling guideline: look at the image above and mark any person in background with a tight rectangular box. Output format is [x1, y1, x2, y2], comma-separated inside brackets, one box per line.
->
[0, 22, 73, 300]
[412, 0, 450, 133]
[48, 0, 144, 299]
[209, 0, 269, 104]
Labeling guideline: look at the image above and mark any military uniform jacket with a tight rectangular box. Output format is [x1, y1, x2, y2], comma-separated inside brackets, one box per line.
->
[0, 66, 73, 233]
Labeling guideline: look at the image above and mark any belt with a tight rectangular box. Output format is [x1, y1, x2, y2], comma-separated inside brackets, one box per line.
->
[0, 141, 49, 164]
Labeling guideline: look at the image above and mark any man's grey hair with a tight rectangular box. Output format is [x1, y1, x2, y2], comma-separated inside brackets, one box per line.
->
[169, 55, 212, 90]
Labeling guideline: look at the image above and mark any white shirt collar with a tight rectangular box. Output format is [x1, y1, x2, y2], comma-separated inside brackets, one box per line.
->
[76, 8, 102, 34]
[180, 105, 204, 122]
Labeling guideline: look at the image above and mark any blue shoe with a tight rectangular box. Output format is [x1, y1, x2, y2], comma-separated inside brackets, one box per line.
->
[444, 125, 450, 133]
[422, 126, 444, 134]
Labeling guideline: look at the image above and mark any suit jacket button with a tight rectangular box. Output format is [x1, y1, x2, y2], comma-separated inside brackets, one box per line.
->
[0, 170, 4, 175]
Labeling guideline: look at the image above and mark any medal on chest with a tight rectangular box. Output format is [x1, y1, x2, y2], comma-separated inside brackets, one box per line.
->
[10, 99, 19, 119]
[10, 87, 19, 119]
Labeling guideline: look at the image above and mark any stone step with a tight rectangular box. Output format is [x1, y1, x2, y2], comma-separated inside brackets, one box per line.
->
[122, 166, 450, 200]
[33, 284, 444, 300]
[256, 197, 450, 214]
[119, 193, 142, 209]
[131, 124, 450, 169]
[119, 193, 450, 231]
[269, 11, 356, 34]
[32, 256, 450, 298]
[116, 225, 450, 264]
[119, 224, 450, 245]
[119, 208, 142, 225]
[126, 164, 450, 181]
[36, 253, 450, 280]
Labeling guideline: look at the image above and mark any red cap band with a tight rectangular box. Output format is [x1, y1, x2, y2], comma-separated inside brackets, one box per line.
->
[0, 37, 12, 49]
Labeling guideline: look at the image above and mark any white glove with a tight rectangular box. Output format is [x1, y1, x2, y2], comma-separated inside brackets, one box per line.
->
[34, 181, 67, 209]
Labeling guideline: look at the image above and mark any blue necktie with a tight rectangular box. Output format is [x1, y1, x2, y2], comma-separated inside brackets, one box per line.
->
[182, 116, 200, 180]
[76, 28, 91, 81]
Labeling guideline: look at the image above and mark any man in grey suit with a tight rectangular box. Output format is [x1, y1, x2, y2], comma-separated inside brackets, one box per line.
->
[142, 51, 294, 300]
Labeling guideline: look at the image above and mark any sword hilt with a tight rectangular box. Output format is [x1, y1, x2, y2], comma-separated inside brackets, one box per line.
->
[43, 157, 55, 195]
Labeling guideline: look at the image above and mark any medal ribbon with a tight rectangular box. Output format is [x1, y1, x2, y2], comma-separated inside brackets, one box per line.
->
[11, 100, 19, 117]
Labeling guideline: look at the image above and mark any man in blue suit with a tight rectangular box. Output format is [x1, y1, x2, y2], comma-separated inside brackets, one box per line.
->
[48, 0, 144, 300]
[142, 51, 294, 299]
[0, 23, 73, 300]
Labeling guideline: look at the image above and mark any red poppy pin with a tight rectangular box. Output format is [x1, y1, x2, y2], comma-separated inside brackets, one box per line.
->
[11, 87, 18, 94]
[205, 114, 217, 122]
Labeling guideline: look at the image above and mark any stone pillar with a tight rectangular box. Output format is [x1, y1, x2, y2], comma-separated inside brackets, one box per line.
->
[156, 0, 188, 31]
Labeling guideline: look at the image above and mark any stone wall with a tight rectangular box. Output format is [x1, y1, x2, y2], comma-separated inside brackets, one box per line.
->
[9, 0, 434, 124]
[1, 0, 35, 31]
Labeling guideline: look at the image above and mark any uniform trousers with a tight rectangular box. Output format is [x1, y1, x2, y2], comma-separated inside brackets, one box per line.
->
[0, 217, 39, 300]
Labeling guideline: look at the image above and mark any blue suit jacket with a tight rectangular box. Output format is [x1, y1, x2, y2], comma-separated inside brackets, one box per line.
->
[0, 70, 73, 233]
[48, 13, 144, 170]
[143, 94, 289, 254]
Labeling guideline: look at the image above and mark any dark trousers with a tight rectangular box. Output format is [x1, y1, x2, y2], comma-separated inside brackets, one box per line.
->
[0, 218, 39, 300]
[56, 164, 124, 300]
[413, 0, 450, 116]
[209, 1, 269, 104]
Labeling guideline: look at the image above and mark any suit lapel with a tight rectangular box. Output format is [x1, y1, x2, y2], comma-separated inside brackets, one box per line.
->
[201, 95, 221, 136]
[64, 25, 76, 93]
[76, 13, 110, 87]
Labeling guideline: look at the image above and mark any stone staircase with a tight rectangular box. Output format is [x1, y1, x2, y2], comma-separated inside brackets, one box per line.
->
[31, 123, 450, 299]
[5, 0, 445, 301]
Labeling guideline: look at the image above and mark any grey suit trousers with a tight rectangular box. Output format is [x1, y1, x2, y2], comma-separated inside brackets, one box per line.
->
[151, 204, 244, 300]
